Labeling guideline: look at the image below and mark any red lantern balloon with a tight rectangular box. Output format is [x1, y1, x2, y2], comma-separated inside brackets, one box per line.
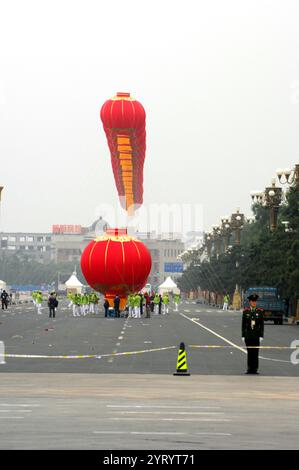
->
[100, 92, 146, 215]
[81, 228, 152, 309]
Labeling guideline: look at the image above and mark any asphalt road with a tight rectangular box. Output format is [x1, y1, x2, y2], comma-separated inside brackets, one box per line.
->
[0, 300, 298, 375]
[1, 300, 299, 449]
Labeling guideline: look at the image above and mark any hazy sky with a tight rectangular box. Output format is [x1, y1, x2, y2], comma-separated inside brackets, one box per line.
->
[0, 0, 298, 234]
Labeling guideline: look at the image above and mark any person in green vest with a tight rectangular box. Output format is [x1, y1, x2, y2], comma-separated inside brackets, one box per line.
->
[67, 292, 74, 309]
[162, 293, 170, 314]
[128, 294, 135, 318]
[81, 294, 88, 316]
[173, 293, 181, 312]
[36, 291, 43, 315]
[73, 294, 81, 317]
[31, 291, 37, 307]
[153, 293, 160, 315]
[134, 293, 142, 318]
[223, 294, 230, 311]
[89, 293, 99, 314]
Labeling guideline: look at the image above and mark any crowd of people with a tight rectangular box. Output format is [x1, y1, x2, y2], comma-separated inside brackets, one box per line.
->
[32, 291, 59, 317]
[28, 290, 182, 319]
[107, 292, 181, 318]
[67, 292, 99, 317]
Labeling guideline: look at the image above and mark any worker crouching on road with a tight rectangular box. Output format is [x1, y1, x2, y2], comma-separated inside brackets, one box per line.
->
[242, 294, 264, 374]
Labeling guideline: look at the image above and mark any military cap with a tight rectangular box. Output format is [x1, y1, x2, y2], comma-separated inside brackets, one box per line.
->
[247, 294, 259, 301]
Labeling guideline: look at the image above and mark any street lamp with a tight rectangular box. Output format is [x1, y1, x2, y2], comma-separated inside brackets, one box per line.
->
[220, 215, 232, 252]
[230, 209, 245, 245]
[250, 180, 282, 232]
[276, 164, 299, 187]
[212, 225, 222, 258]
[264, 180, 283, 231]
[204, 232, 212, 259]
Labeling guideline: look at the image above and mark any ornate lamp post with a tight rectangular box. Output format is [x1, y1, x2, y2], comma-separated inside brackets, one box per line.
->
[228, 209, 245, 310]
[220, 216, 232, 252]
[230, 209, 245, 244]
[212, 225, 222, 258]
[264, 179, 283, 231]
[276, 164, 299, 187]
[204, 232, 212, 260]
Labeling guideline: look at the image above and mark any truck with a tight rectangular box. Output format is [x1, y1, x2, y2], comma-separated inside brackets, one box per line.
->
[243, 287, 286, 325]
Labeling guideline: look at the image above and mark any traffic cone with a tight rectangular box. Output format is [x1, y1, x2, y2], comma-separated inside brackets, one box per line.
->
[173, 342, 190, 376]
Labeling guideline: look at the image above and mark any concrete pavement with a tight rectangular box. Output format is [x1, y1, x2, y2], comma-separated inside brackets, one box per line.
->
[0, 373, 298, 449]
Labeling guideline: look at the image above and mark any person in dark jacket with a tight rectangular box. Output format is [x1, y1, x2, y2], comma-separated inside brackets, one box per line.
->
[139, 293, 144, 316]
[48, 292, 58, 318]
[158, 294, 163, 315]
[114, 295, 120, 318]
[104, 298, 109, 317]
[242, 294, 264, 374]
[1, 290, 9, 310]
[150, 294, 155, 313]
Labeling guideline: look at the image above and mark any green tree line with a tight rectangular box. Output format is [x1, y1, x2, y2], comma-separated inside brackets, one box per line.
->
[178, 186, 299, 306]
[0, 254, 85, 287]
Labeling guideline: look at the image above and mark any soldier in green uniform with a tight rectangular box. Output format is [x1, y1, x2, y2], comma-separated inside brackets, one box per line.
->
[242, 294, 264, 374]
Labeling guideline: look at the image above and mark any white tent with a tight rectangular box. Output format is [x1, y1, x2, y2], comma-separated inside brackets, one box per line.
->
[65, 272, 84, 294]
[158, 276, 180, 295]
[0, 280, 7, 291]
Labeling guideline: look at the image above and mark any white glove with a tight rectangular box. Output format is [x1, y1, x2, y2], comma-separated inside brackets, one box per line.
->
[260, 337, 263, 342]
[242, 337, 245, 342]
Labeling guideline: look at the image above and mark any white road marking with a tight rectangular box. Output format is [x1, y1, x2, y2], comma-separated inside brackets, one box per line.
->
[93, 431, 185, 435]
[0, 404, 40, 407]
[0, 417, 25, 419]
[131, 432, 185, 435]
[184, 310, 190, 313]
[106, 405, 221, 409]
[116, 343, 121, 346]
[117, 411, 224, 415]
[196, 432, 232, 436]
[118, 336, 123, 340]
[144, 341, 152, 344]
[0, 410, 32, 413]
[109, 418, 231, 422]
[180, 313, 246, 354]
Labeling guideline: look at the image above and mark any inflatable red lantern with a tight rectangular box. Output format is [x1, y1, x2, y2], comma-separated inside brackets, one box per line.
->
[100, 92, 146, 215]
[81, 228, 152, 309]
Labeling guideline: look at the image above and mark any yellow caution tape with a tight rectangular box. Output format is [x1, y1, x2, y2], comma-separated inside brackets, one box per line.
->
[189, 345, 298, 350]
[2, 344, 297, 360]
[4, 345, 177, 360]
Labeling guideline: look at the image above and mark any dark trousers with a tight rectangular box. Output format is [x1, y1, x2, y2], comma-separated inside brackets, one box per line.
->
[245, 338, 260, 372]
[104, 307, 108, 317]
[158, 303, 162, 314]
[1, 300, 7, 310]
[114, 306, 120, 318]
[49, 307, 56, 318]
[146, 305, 150, 318]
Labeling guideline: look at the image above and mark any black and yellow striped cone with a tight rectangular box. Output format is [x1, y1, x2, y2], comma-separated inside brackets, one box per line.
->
[173, 342, 190, 376]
